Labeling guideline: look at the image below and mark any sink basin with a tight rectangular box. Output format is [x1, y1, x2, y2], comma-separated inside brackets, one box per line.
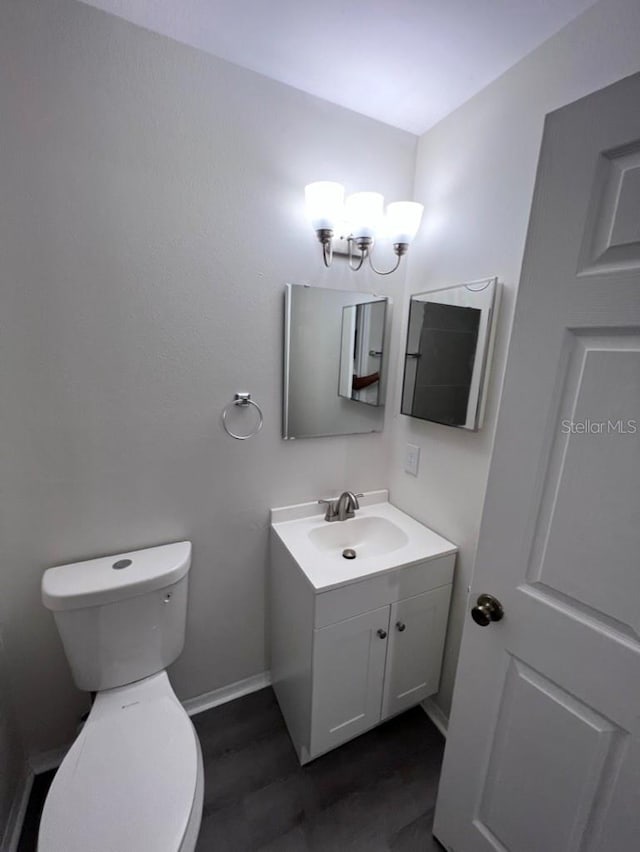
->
[308, 516, 409, 559]
[270, 491, 457, 592]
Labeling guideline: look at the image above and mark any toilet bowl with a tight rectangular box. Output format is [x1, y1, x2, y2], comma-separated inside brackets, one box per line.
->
[39, 541, 203, 852]
[39, 672, 203, 851]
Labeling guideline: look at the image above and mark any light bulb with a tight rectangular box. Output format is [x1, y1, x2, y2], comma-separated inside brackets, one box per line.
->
[345, 192, 384, 240]
[386, 201, 424, 244]
[304, 181, 345, 231]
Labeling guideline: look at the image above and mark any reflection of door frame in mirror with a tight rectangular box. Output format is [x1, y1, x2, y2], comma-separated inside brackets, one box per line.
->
[401, 277, 500, 431]
[283, 284, 389, 440]
[338, 301, 387, 407]
[338, 304, 357, 401]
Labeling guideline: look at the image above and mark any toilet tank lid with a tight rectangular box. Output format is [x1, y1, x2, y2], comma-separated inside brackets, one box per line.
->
[42, 541, 192, 611]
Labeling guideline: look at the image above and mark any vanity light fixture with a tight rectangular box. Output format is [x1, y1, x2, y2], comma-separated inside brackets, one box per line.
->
[304, 181, 424, 276]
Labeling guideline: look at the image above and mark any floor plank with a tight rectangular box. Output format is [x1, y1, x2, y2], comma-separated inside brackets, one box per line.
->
[18, 688, 445, 851]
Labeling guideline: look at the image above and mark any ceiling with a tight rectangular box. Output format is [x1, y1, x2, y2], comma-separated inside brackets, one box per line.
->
[80, 0, 596, 134]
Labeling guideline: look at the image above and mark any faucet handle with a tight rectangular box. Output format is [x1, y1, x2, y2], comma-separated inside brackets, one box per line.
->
[318, 497, 340, 522]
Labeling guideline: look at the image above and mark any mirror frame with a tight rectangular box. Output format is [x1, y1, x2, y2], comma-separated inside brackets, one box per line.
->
[283, 283, 389, 440]
[400, 277, 499, 431]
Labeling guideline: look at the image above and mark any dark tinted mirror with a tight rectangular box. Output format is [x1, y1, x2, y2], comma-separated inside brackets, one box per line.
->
[401, 278, 498, 431]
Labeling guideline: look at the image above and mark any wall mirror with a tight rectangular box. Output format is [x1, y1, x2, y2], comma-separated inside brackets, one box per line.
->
[284, 284, 388, 439]
[401, 277, 498, 431]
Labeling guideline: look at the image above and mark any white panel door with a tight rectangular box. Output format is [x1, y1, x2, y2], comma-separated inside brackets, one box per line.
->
[310, 605, 389, 757]
[434, 72, 640, 852]
[381, 585, 452, 719]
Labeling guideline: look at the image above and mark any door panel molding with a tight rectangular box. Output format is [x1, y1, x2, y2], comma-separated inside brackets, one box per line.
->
[477, 656, 625, 852]
[524, 332, 640, 636]
[578, 140, 640, 275]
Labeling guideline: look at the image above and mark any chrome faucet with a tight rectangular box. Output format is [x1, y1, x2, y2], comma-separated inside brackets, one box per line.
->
[318, 491, 363, 522]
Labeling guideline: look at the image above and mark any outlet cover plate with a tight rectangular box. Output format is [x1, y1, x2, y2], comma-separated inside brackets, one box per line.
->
[405, 443, 420, 476]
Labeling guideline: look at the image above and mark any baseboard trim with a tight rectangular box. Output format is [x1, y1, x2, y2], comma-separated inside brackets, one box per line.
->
[1, 768, 33, 852]
[182, 670, 272, 718]
[421, 697, 449, 738]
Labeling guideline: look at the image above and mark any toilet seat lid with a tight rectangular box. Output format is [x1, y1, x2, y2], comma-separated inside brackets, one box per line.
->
[39, 684, 199, 852]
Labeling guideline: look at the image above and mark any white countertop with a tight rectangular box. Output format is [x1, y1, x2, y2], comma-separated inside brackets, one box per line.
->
[271, 491, 457, 592]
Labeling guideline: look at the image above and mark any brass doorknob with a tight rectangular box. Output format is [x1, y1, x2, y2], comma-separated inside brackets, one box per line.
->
[471, 594, 504, 627]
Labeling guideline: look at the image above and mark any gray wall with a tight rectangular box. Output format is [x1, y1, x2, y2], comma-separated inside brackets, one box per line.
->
[0, 0, 415, 757]
[388, 0, 640, 720]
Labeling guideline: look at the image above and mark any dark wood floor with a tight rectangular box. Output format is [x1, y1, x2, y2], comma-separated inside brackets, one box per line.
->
[19, 688, 445, 851]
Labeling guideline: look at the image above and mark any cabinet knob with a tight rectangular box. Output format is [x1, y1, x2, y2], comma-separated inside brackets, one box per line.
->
[396, 621, 406, 632]
[377, 628, 387, 639]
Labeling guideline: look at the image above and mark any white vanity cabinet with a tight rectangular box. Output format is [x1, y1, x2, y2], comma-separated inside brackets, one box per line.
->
[310, 583, 452, 758]
[270, 496, 456, 764]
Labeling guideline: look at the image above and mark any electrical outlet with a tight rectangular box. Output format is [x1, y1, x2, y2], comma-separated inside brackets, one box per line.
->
[404, 443, 420, 476]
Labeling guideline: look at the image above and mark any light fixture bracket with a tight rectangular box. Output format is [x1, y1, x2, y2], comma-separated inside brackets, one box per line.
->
[315, 228, 333, 245]
[305, 182, 423, 276]
[315, 228, 334, 267]
[353, 236, 373, 253]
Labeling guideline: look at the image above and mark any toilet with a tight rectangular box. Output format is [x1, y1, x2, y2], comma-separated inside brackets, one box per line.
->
[38, 541, 203, 852]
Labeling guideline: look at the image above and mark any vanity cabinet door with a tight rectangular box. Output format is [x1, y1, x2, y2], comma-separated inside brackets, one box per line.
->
[310, 605, 390, 758]
[381, 585, 452, 720]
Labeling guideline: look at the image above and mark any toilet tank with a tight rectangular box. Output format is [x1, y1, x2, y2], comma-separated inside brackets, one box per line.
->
[42, 541, 192, 692]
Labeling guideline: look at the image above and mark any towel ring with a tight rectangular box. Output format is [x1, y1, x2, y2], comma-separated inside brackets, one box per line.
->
[222, 393, 264, 440]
